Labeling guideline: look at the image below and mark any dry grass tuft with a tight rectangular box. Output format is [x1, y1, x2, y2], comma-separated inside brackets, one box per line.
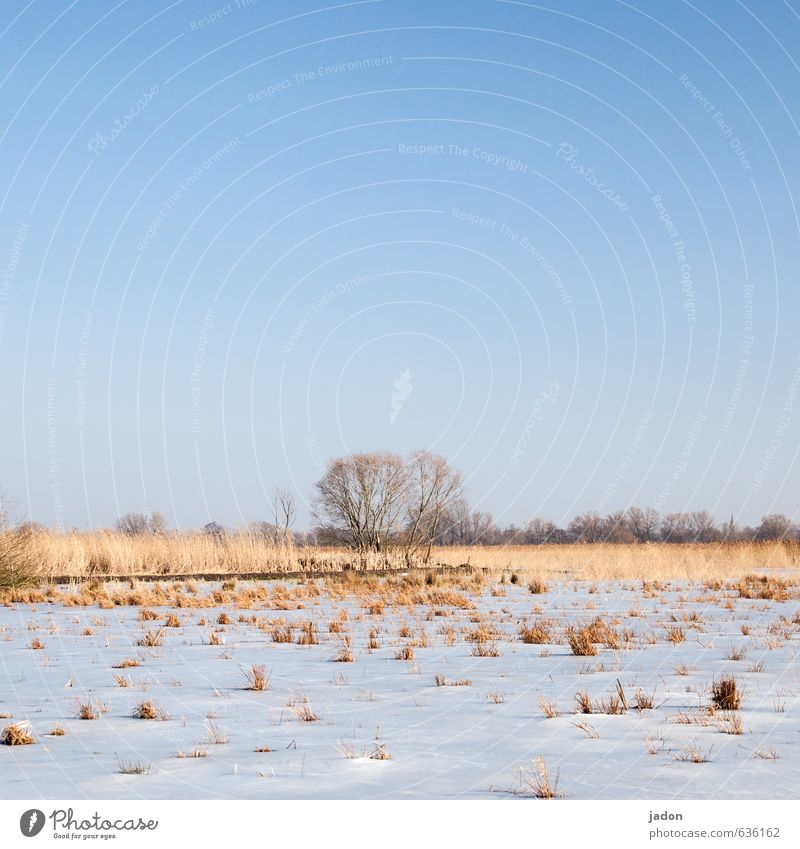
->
[538, 696, 560, 718]
[666, 626, 686, 644]
[711, 676, 742, 711]
[291, 701, 320, 722]
[296, 620, 318, 645]
[519, 619, 552, 644]
[369, 725, 391, 760]
[471, 640, 500, 657]
[571, 719, 600, 738]
[113, 658, 141, 669]
[132, 700, 169, 720]
[644, 732, 665, 754]
[1, 722, 34, 745]
[116, 754, 151, 774]
[519, 756, 563, 798]
[74, 699, 106, 720]
[136, 627, 165, 648]
[567, 627, 597, 657]
[205, 720, 229, 744]
[675, 742, 713, 763]
[716, 713, 743, 735]
[334, 634, 354, 662]
[242, 664, 269, 691]
[270, 623, 293, 643]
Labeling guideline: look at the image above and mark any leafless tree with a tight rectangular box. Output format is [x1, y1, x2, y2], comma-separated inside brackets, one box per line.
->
[116, 512, 152, 535]
[601, 511, 635, 543]
[687, 511, 720, 542]
[150, 511, 168, 535]
[568, 512, 603, 543]
[116, 511, 167, 535]
[403, 450, 463, 563]
[525, 517, 559, 545]
[660, 512, 691, 542]
[313, 452, 410, 556]
[626, 506, 660, 542]
[755, 513, 795, 541]
[271, 488, 296, 541]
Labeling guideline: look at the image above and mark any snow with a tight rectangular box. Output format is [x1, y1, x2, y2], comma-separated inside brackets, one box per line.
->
[0, 577, 798, 799]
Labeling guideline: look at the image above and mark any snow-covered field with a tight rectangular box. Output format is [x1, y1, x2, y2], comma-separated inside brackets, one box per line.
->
[1, 574, 798, 799]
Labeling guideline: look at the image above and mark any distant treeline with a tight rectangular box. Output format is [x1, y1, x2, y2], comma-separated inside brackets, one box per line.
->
[60, 504, 800, 548]
[5, 449, 797, 552]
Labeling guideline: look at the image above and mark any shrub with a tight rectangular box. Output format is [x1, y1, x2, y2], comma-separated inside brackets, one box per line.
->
[0, 529, 39, 589]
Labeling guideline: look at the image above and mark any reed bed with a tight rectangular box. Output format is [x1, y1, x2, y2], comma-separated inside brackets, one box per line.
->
[2, 529, 800, 583]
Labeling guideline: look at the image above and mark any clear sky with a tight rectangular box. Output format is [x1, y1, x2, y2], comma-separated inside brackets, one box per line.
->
[1, 0, 800, 531]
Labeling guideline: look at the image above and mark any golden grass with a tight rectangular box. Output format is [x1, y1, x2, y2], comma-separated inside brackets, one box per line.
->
[711, 676, 742, 710]
[132, 700, 169, 720]
[566, 627, 598, 657]
[520, 756, 563, 798]
[1, 722, 34, 745]
[519, 618, 553, 644]
[538, 696, 560, 718]
[242, 664, 269, 691]
[3, 528, 800, 583]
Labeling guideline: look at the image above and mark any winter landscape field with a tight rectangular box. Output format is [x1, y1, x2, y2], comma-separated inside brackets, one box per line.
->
[2, 567, 798, 800]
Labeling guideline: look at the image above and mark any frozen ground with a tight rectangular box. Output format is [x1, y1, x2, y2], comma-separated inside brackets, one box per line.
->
[0, 575, 798, 799]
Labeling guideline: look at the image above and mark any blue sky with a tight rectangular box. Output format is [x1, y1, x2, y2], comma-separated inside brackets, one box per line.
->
[1, 0, 800, 530]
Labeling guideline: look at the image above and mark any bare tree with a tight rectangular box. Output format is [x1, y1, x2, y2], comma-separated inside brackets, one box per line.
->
[755, 514, 795, 541]
[688, 511, 720, 543]
[660, 512, 691, 543]
[271, 488, 296, 541]
[116, 512, 151, 535]
[116, 511, 167, 535]
[313, 452, 410, 556]
[403, 450, 463, 563]
[568, 512, 603, 543]
[626, 506, 660, 542]
[203, 521, 226, 540]
[525, 517, 559, 545]
[601, 511, 635, 543]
